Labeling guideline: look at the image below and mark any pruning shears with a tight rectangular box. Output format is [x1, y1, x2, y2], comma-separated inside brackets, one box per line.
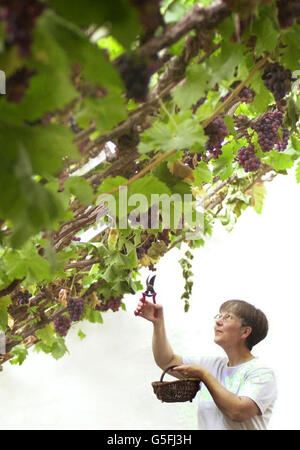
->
[134, 275, 157, 317]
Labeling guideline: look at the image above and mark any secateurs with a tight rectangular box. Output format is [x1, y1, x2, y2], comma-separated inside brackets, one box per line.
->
[134, 275, 157, 317]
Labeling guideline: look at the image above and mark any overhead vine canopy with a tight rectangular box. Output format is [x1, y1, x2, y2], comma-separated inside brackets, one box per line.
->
[0, 0, 299, 368]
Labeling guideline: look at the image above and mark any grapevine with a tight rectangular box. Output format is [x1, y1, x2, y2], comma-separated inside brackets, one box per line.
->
[0, 0, 299, 370]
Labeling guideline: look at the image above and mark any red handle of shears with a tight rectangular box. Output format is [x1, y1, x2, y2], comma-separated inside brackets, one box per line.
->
[134, 292, 157, 318]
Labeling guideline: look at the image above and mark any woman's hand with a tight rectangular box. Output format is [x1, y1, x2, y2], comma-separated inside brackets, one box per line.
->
[168, 364, 204, 379]
[134, 298, 163, 323]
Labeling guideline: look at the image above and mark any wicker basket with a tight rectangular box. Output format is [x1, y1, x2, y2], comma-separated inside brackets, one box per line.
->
[151, 365, 201, 403]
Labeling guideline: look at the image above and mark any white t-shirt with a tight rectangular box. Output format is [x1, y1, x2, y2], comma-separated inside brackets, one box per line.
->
[182, 355, 277, 430]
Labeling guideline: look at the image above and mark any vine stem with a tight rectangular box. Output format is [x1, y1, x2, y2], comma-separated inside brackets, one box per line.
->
[201, 53, 270, 128]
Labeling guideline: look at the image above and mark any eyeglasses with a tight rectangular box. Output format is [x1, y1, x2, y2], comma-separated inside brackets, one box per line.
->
[214, 313, 236, 322]
[214, 313, 248, 327]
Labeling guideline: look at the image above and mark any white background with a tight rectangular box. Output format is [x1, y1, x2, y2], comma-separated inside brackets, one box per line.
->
[0, 170, 299, 430]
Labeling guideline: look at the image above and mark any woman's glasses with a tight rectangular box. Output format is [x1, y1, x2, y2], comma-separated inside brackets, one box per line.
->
[214, 313, 235, 322]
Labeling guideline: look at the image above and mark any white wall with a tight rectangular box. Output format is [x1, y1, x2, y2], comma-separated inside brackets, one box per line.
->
[0, 170, 299, 430]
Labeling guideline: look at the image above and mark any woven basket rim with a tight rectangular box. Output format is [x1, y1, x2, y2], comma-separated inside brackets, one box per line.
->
[152, 378, 200, 385]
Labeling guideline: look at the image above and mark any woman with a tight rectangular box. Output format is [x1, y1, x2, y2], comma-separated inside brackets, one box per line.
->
[135, 298, 277, 430]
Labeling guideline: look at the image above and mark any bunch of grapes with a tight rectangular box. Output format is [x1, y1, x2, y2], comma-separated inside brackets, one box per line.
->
[6, 67, 36, 103]
[276, 0, 300, 28]
[67, 297, 85, 322]
[0, 0, 45, 56]
[96, 295, 123, 313]
[204, 116, 228, 159]
[136, 233, 156, 259]
[238, 145, 261, 172]
[262, 62, 292, 102]
[16, 290, 32, 305]
[157, 229, 171, 246]
[252, 110, 284, 152]
[115, 54, 150, 103]
[275, 127, 290, 151]
[54, 315, 71, 337]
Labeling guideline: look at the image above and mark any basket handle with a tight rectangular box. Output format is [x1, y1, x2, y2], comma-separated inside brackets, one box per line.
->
[160, 365, 180, 382]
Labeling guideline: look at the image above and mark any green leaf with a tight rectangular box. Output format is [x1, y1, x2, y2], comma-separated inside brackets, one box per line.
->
[76, 93, 127, 134]
[51, 336, 68, 360]
[262, 151, 294, 171]
[35, 324, 56, 347]
[129, 175, 171, 200]
[193, 162, 213, 185]
[138, 118, 206, 154]
[64, 177, 94, 205]
[254, 17, 278, 56]
[295, 162, 300, 183]
[172, 64, 210, 110]
[207, 42, 246, 84]
[85, 307, 103, 324]
[9, 344, 28, 365]
[0, 296, 12, 332]
[212, 140, 237, 180]
[251, 183, 266, 214]
[78, 329, 86, 340]
[281, 27, 300, 71]
[97, 176, 128, 196]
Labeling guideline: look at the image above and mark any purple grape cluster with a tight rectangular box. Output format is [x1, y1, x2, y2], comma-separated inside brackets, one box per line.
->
[67, 297, 85, 322]
[204, 116, 228, 159]
[262, 62, 292, 102]
[275, 127, 290, 151]
[157, 229, 171, 246]
[54, 315, 71, 337]
[252, 110, 283, 152]
[96, 296, 123, 313]
[0, 0, 45, 56]
[16, 290, 32, 305]
[276, 0, 300, 29]
[136, 232, 156, 259]
[238, 145, 261, 172]
[115, 54, 150, 103]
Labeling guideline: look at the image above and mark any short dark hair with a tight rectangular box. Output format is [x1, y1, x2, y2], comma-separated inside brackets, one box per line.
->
[220, 299, 268, 350]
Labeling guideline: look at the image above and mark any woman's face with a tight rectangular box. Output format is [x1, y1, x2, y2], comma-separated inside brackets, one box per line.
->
[214, 310, 247, 349]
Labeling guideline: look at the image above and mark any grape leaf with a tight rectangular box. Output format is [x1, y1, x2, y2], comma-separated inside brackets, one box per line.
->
[254, 17, 278, 56]
[138, 118, 206, 154]
[251, 182, 266, 214]
[51, 336, 69, 360]
[0, 296, 12, 332]
[295, 162, 300, 183]
[64, 177, 94, 205]
[9, 344, 28, 365]
[35, 324, 56, 347]
[262, 151, 294, 171]
[76, 93, 127, 133]
[193, 161, 213, 185]
[172, 64, 210, 110]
